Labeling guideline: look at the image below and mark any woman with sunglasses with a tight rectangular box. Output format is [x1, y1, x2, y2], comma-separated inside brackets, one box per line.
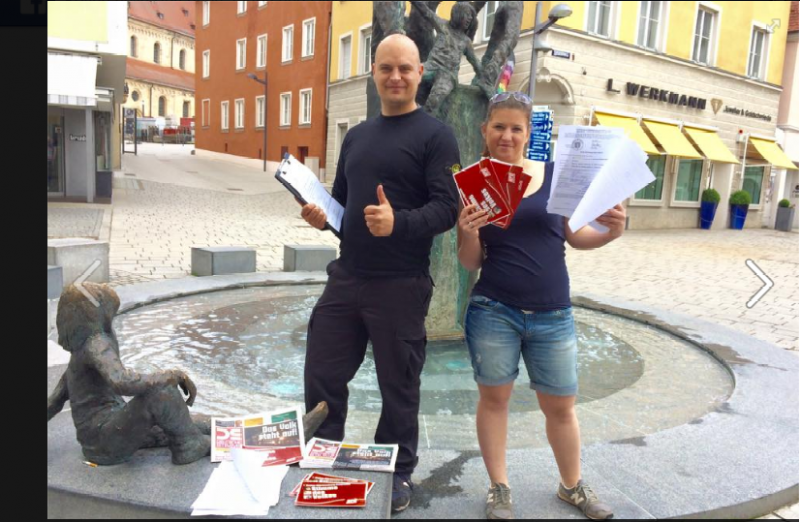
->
[457, 91, 625, 520]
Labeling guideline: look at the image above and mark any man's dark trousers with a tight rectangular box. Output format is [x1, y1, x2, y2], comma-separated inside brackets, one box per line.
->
[304, 260, 433, 475]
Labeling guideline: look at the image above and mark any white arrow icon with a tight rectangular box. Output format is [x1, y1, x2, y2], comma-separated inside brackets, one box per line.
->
[745, 259, 774, 309]
[75, 260, 102, 307]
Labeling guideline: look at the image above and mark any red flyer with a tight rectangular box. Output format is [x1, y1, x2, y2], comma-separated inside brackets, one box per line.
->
[289, 473, 375, 497]
[294, 481, 368, 508]
[453, 161, 511, 225]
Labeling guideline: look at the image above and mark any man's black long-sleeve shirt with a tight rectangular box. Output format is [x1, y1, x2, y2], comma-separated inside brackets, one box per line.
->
[332, 108, 460, 278]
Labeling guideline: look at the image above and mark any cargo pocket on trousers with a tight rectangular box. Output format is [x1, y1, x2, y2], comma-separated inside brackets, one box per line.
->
[397, 321, 427, 384]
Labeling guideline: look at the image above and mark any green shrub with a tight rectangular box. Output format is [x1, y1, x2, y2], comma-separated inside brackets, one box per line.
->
[778, 198, 791, 208]
[701, 188, 721, 204]
[729, 190, 751, 206]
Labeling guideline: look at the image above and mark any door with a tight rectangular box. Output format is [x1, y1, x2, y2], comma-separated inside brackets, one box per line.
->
[47, 110, 65, 195]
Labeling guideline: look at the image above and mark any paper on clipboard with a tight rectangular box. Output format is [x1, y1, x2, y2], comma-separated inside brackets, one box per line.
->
[276, 154, 344, 237]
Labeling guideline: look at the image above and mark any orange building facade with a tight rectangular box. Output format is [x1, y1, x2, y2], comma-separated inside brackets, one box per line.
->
[195, 1, 331, 175]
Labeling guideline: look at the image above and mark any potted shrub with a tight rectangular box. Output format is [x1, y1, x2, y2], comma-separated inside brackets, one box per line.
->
[699, 188, 720, 229]
[775, 199, 796, 232]
[729, 190, 751, 230]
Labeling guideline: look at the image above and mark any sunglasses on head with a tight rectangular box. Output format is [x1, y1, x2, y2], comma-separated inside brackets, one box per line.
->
[490, 91, 533, 106]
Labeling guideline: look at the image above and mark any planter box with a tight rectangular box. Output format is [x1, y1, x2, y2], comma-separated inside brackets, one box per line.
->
[775, 207, 796, 232]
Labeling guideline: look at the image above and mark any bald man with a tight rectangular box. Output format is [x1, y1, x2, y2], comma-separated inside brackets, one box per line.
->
[299, 34, 460, 513]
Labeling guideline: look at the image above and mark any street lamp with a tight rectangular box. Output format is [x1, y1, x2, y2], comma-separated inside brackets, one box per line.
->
[247, 72, 268, 172]
[528, 3, 572, 102]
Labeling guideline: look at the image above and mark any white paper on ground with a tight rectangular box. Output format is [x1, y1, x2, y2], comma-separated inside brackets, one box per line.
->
[190, 460, 270, 517]
[231, 448, 289, 508]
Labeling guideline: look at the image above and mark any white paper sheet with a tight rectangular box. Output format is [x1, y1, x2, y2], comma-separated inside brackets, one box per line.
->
[231, 448, 289, 509]
[277, 154, 344, 234]
[549, 126, 656, 233]
[190, 460, 270, 517]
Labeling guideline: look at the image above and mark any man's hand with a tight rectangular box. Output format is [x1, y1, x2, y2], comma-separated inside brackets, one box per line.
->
[175, 370, 197, 407]
[365, 185, 395, 237]
[298, 199, 327, 231]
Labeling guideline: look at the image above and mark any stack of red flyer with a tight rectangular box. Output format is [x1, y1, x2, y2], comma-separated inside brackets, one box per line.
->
[452, 158, 533, 229]
[292, 472, 375, 508]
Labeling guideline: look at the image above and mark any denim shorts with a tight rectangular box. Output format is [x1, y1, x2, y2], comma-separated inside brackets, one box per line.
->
[464, 295, 578, 396]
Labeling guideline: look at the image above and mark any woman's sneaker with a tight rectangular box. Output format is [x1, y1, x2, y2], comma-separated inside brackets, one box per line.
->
[486, 482, 514, 519]
[557, 479, 614, 520]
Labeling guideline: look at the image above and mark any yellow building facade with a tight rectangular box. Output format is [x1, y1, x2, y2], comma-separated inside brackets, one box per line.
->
[326, 1, 796, 230]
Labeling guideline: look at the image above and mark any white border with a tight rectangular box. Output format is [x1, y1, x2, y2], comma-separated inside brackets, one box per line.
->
[282, 24, 294, 63]
[257, 34, 267, 68]
[236, 38, 247, 71]
[339, 32, 353, 80]
[280, 91, 292, 127]
[358, 23, 372, 76]
[234, 98, 245, 129]
[299, 88, 312, 125]
[302, 17, 316, 58]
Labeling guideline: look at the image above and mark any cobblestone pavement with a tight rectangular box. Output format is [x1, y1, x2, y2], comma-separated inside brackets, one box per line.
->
[47, 145, 799, 517]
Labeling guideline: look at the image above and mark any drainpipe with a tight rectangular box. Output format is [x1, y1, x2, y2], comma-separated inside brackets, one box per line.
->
[324, 10, 332, 182]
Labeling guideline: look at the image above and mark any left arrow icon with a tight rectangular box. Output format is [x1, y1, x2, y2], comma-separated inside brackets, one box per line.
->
[75, 260, 102, 307]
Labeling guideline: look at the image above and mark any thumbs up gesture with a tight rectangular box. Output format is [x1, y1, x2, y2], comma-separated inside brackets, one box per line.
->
[364, 184, 394, 237]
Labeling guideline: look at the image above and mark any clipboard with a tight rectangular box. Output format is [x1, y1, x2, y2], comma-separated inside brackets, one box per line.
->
[275, 153, 343, 238]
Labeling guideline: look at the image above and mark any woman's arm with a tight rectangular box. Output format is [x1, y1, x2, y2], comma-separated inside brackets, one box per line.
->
[457, 204, 489, 271]
[565, 204, 626, 250]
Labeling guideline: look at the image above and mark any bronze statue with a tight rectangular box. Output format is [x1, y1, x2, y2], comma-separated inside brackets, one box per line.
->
[412, 1, 486, 116]
[47, 283, 328, 466]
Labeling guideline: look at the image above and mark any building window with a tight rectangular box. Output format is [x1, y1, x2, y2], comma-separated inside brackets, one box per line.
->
[280, 92, 291, 126]
[257, 34, 267, 67]
[359, 27, 372, 74]
[339, 34, 352, 80]
[235, 99, 245, 129]
[158, 96, 166, 117]
[302, 18, 316, 58]
[183, 101, 190, 118]
[743, 166, 765, 205]
[203, 50, 210, 78]
[236, 38, 247, 70]
[202, 99, 210, 127]
[637, 1, 662, 50]
[255, 96, 265, 128]
[675, 159, 703, 202]
[692, 6, 717, 65]
[179, 49, 186, 70]
[131, 90, 140, 102]
[483, 1, 499, 41]
[299, 89, 312, 125]
[635, 155, 666, 200]
[237, 1, 247, 15]
[335, 121, 349, 165]
[259, 1, 267, 7]
[221, 101, 229, 130]
[130, 35, 137, 57]
[747, 27, 769, 80]
[202, 1, 210, 26]
[587, 1, 612, 37]
[154, 42, 162, 64]
[282, 25, 294, 62]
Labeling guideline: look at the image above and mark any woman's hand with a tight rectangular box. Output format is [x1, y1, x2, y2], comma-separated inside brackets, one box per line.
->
[458, 204, 490, 241]
[596, 204, 626, 239]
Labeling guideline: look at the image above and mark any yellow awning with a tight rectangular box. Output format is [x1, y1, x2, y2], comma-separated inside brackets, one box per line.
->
[642, 120, 702, 159]
[683, 127, 739, 164]
[594, 112, 660, 155]
[749, 138, 798, 170]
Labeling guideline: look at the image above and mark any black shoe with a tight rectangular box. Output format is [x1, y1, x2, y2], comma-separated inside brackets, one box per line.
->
[392, 473, 414, 513]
